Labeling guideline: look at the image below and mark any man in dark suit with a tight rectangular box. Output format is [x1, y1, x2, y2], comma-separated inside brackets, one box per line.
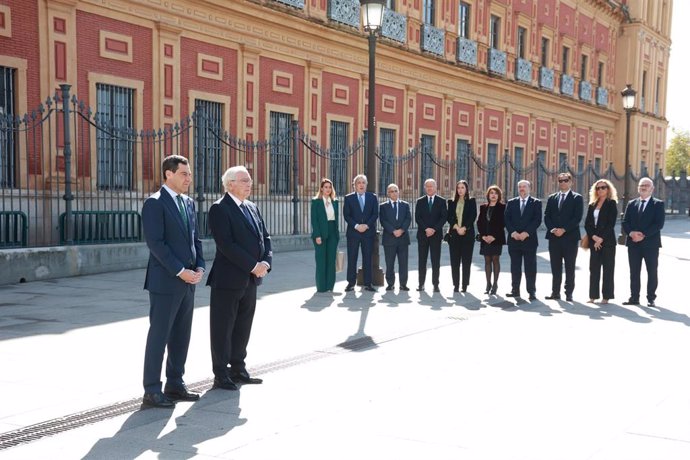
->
[141, 155, 205, 408]
[504, 179, 542, 300]
[207, 166, 272, 390]
[379, 183, 411, 291]
[622, 177, 665, 307]
[415, 178, 447, 292]
[544, 172, 583, 302]
[343, 174, 379, 292]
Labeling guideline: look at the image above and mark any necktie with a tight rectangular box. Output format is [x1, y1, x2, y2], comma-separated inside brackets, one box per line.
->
[558, 192, 565, 210]
[520, 199, 526, 215]
[639, 199, 646, 213]
[240, 203, 257, 233]
[393, 201, 398, 220]
[359, 194, 365, 212]
[428, 197, 433, 211]
[176, 195, 189, 229]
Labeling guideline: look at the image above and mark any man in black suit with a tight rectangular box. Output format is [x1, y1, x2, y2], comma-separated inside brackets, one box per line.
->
[504, 179, 542, 300]
[379, 183, 411, 291]
[343, 174, 379, 292]
[622, 177, 665, 307]
[141, 155, 205, 408]
[544, 172, 583, 302]
[207, 166, 272, 390]
[415, 178, 447, 292]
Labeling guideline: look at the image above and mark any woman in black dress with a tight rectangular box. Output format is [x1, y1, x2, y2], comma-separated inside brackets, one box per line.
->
[584, 179, 618, 303]
[477, 185, 506, 295]
[447, 180, 477, 292]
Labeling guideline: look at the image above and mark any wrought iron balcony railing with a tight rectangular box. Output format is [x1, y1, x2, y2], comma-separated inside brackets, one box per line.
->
[327, 0, 359, 28]
[274, 0, 305, 8]
[421, 23, 444, 56]
[516, 58, 532, 83]
[540, 67, 554, 90]
[561, 74, 575, 96]
[488, 48, 506, 75]
[456, 37, 477, 66]
[381, 8, 406, 43]
[579, 81, 592, 102]
[596, 87, 608, 106]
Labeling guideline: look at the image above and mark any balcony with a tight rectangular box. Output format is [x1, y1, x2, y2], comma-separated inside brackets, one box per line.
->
[596, 87, 608, 106]
[381, 8, 406, 43]
[488, 48, 506, 75]
[539, 67, 554, 90]
[421, 23, 444, 57]
[516, 58, 532, 83]
[327, 0, 359, 28]
[274, 0, 304, 8]
[456, 37, 477, 66]
[561, 74, 575, 97]
[579, 81, 592, 102]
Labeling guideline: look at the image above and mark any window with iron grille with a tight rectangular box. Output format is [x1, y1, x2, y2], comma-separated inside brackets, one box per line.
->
[541, 37, 549, 66]
[559, 152, 568, 172]
[379, 128, 395, 196]
[537, 150, 546, 197]
[330, 120, 349, 196]
[487, 143, 497, 187]
[96, 83, 134, 190]
[456, 139, 469, 182]
[422, 0, 434, 25]
[459, 2, 470, 38]
[269, 111, 292, 195]
[490, 15, 500, 49]
[0, 66, 16, 188]
[513, 146, 524, 196]
[594, 157, 602, 176]
[562, 46, 570, 74]
[194, 99, 223, 194]
[597, 62, 605, 87]
[517, 27, 526, 59]
[420, 135, 435, 191]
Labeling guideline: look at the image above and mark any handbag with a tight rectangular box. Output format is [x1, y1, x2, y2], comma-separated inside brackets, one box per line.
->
[335, 250, 345, 273]
[580, 234, 590, 250]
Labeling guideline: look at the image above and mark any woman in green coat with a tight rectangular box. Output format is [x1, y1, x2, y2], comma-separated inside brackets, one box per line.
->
[311, 178, 340, 292]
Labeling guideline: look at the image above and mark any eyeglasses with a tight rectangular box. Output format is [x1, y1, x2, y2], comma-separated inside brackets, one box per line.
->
[558, 178, 570, 183]
[596, 185, 608, 190]
[231, 178, 253, 184]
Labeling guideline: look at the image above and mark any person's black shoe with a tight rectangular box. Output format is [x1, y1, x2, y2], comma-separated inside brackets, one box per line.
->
[344, 284, 355, 292]
[565, 296, 574, 302]
[386, 285, 394, 291]
[648, 301, 656, 307]
[461, 285, 467, 293]
[212, 376, 238, 390]
[528, 293, 537, 301]
[505, 292, 520, 298]
[545, 294, 561, 300]
[416, 285, 424, 291]
[453, 286, 459, 293]
[142, 392, 175, 408]
[490, 284, 498, 295]
[230, 370, 263, 385]
[622, 299, 640, 306]
[400, 285, 409, 291]
[433, 285, 440, 293]
[364, 285, 376, 292]
[484, 283, 492, 294]
[164, 384, 200, 401]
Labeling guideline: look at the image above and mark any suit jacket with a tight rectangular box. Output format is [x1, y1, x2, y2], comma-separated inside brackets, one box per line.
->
[142, 187, 205, 294]
[379, 200, 411, 246]
[622, 196, 665, 248]
[504, 195, 542, 249]
[415, 195, 447, 240]
[477, 202, 506, 246]
[343, 191, 379, 239]
[206, 193, 273, 289]
[310, 198, 340, 241]
[584, 199, 618, 247]
[447, 197, 477, 240]
[544, 190, 583, 243]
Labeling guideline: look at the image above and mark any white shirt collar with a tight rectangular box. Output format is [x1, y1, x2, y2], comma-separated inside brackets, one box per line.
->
[228, 192, 245, 206]
[163, 184, 182, 199]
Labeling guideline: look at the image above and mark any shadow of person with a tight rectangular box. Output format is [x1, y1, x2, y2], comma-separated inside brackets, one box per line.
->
[515, 298, 562, 317]
[558, 300, 606, 320]
[416, 291, 454, 310]
[638, 304, 690, 326]
[300, 291, 335, 312]
[597, 302, 653, 323]
[452, 291, 484, 310]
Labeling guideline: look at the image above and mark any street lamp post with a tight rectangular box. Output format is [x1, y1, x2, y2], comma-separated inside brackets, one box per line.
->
[619, 83, 636, 244]
[360, 0, 385, 286]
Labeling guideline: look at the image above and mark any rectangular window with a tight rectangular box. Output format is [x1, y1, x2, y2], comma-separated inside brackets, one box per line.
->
[269, 111, 293, 195]
[517, 27, 526, 59]
[562, 46, 570, 74]
[655, 76, 661, 115]
[641, 70, 647, 111]
[194, 99, 223, 194]
[379, 128, 395, 196]
[459, 2, 470, 38]
[0, 66, 17, 188]
[594, 157, 602, 175]
[456, 139, 470, 182]
[541, 37, 549, 66]
[423, 0, 434, 25]
[386, 0, 395, 9]
[577, 154, 585, 191]
[597, 61, 605, 87]
[487, 143, 498, 187]
[490, 15, 500, 49]
[537, 150, 546, 197]
[420, 135, 435, 188]
[330, 120, 349, 196]
[96, 83, 135, 190]
[580, 54, 588, 80]
[559, 152, 568, 171]
[513, 146, 524, 196]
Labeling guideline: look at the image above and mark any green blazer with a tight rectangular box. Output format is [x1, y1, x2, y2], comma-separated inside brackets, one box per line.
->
[311, 198, 340, 240]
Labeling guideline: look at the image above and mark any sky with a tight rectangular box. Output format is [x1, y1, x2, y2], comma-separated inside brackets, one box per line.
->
[665, 0, 689, 140]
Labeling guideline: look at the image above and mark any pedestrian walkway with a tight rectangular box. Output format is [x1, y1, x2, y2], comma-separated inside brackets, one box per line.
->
[1, 219, 690, 459]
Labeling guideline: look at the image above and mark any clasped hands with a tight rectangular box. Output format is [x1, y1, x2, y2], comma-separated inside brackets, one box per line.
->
[392, 229, 405, 238]
[424, 227, 436, 237]
[628, 231, 646, 243]
[180, 268, 204, 285]
[251, 262, 269, 278]
[592, 235, 604, 251]
[356, 224, 369, 233]
[551, 228, 566, 237]
[511, 231, 530, 241]
[454, 225, 466, 236]
[481, 235, 495, 244]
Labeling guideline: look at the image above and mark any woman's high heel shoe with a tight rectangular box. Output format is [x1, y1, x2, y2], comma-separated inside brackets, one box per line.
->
[490, 283, 498, 295]
[484, 282, 492, 294]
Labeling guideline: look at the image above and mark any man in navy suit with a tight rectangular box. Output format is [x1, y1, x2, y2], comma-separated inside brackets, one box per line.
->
[379, 183, 411, 291]
[622, 177, 665, 307]
[544, 172, 583, 302]
[504, 179, 542, 300]
[141, 155, 205, 408]
[207, 166, 272, 390]
[343, 174, 379, 292]
[415, 178, 447, 292]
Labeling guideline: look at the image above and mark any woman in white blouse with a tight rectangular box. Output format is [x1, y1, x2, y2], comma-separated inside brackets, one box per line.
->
[311, 178, 340, 292]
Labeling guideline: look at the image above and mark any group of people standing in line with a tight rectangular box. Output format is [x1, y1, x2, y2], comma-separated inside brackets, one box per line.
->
[311, 173, 665, 309]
